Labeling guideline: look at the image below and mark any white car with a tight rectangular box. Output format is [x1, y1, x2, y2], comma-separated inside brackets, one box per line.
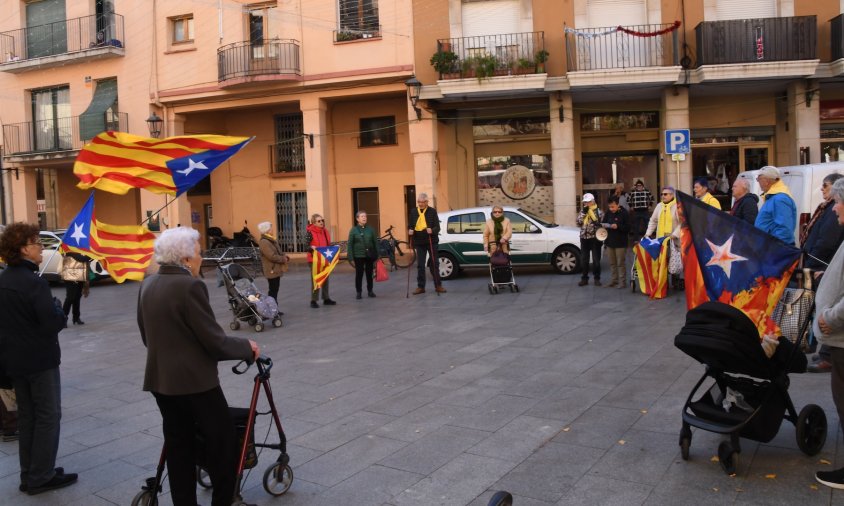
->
[436, 207, 582, 279]
[39, 230, 109, 282]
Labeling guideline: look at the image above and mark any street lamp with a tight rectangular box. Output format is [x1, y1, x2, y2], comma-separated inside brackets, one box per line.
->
[146, 112, 163, 138]
[405, 75, 422, 120]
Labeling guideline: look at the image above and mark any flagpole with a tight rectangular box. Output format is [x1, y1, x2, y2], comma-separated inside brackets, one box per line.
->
[139, 195, 172, 227]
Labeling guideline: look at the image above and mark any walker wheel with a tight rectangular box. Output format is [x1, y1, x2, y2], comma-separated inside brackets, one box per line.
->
[630, 280, 636, 293]
[272, 317, 283, 328]
[796, 404, 827, 456]
[514, 284, 520, 292]
[488, 284, 494, 294]
[487, 490, 513, 506]
[196, 466, 211, 489]
[263, 462, 293, 496]
[254, 323, 264, 332]
[130, 489, 156, 506]
[493, 286, 499, 294]
[230, 321, 240, 331]
[509, 285, 515, 293]
[717, 441, 738, 475]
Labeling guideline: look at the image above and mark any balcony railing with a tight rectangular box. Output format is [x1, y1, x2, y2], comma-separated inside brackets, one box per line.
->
[832, 14, 844, 61]
[433, 32, 545, 80]
[0, 14, 124, 63]
[2, 113, 127, 156]
[268, 141, 305, 174]
[695, 16, 816, 66]
[565, 23, 680, 71]
[217, 40, 301, 82]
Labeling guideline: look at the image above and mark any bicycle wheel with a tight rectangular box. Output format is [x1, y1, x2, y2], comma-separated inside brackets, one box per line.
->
[392, 241, 416, 268]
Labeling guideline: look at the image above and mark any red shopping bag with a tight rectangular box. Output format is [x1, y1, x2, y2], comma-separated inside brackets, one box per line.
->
[375, 260, 389, 282]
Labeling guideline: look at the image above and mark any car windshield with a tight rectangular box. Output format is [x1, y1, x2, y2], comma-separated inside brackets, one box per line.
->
[517, 208, 556, 227]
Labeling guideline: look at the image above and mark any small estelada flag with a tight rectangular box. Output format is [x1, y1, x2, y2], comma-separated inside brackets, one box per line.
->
[312, 245, 341, 290]
[633, 236, 670, 299]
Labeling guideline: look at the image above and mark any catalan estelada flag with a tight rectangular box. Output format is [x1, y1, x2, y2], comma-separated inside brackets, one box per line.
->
[312, 245, 341, 290]
[677, 191, 801, 337]
[634, 236, 670, 299]
[74, 132, 253, 196]
[60, 193, 155, 283]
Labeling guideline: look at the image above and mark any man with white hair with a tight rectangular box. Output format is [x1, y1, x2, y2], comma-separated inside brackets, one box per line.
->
[755, 166, 797, 245]
[408, 193, 446, 294]
[730, 177, 759, 225]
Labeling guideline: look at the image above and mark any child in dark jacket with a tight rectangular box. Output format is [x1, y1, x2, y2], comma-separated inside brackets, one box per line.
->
[604, 196, 630, 288]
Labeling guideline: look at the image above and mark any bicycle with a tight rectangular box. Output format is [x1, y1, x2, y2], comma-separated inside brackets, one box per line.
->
[378, 225, 416, 270]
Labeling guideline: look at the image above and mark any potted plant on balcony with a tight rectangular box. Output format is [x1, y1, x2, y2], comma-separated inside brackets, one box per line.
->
[515, 57, 535, 75]
[535, 49, 550, 73]
[475, 54, 498, 81]
[461, 56, 477, 79]
[430, 50, 460, 79]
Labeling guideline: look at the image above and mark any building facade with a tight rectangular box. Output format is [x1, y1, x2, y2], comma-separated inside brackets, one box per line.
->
[1, 0, 843, 251]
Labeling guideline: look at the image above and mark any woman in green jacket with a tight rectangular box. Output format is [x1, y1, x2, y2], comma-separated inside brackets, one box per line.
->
[347, 211, 379, 299]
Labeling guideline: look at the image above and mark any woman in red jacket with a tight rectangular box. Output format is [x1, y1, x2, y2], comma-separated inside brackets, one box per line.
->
[307, 214, 337, 308]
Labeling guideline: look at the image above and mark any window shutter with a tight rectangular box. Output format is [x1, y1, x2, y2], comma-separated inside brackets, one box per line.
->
[461, 0, 520, 38]
[715, 0, 777, 21]
[586, 0, 647, 28]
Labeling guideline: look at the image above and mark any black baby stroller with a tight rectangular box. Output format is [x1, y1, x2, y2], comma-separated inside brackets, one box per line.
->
[219, 263, 282, 332]
[487, 244, 519, 294]
[131, 356, 293, 505]
[674, 301, 827, 475]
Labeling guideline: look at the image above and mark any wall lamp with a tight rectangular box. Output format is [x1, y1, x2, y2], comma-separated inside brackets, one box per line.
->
[405, 75, 422, 120]
[146, 112, 163, 138]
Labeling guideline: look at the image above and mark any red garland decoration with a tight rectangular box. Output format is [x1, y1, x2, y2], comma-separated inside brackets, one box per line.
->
[617, 20, 681, 38]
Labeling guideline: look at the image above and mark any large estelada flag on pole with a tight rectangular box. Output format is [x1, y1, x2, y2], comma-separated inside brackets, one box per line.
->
[633, 236, 670, 299]
[676, 191, 801, 337]
[312, 245, 341, 290]
[74, 132, 253, 196]
[60, 193, 156, 283]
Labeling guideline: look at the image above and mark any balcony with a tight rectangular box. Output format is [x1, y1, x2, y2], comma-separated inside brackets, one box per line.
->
[0, 14, 125, 73]
[217, 40, 301, 88]
[692, 16, 818, 82]
[2, 113, 127, 162]
[432, 32, 545, 80]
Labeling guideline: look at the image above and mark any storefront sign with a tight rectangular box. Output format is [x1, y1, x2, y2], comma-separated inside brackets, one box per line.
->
[36, 200, 46, 213]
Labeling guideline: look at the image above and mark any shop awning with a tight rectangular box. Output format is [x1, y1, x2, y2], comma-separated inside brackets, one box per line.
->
[79, 79, 118, 141]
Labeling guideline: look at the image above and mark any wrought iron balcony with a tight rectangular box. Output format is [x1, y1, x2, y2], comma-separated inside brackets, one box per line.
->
[0, 14, 124, 66]
[833, 14, 844, 61]
[2, 113, 127, 156]
[695, 16, 816, 65]
[432, 32, 545, 80]
[565, 23, 680, 71]
[217, 40, 301, 85]
[267, 141, 305, 174]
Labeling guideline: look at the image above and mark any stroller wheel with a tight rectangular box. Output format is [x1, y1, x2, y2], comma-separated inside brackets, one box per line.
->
[509, 285, 515, 293]
[680, 437, 690, 461]
[248, 317, 258, 326]
[514, 284, 520, 292]
[272, 317, 283, 328]
[717, 441, 738, 475]
[488, 284, 494, 294]
[196, 466, 212, 489]
[796, 404, 827, 456]
[254, 322, 265, 332]
[263, 462, 294, 496]
[487, 490, 513, 506]
[230, 321, 241, 331]
[130, 489, 156, 506]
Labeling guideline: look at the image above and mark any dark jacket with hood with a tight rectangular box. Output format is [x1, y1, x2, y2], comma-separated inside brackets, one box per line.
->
[803, 202, 844, 270]
[731, 193, 759, 226]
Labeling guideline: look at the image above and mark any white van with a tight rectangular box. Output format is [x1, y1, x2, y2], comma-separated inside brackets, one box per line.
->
[736, 161, 844, 244]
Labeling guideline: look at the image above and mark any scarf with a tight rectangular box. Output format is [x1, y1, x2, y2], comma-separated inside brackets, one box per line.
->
[492, 214, 504, 242]
[800, 198, 831, 247]
[583, 203, 598, 225]
[657, 199, 674, 238]
[414, 207, 428, 231]
[262, 233, 277, 241]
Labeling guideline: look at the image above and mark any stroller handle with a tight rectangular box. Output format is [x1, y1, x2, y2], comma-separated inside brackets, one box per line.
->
[232, 355, 273, 375]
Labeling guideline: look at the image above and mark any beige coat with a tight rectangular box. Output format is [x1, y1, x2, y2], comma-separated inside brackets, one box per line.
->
[483, 218, 512, 251]
[259, 235, 289, 280]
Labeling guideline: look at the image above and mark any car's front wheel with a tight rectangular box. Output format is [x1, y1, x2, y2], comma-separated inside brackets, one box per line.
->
[552, 245, 580, 274]
[438, 252, 459, 280]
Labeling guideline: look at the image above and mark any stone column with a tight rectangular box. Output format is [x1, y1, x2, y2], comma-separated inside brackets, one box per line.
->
[301, 96, 330, 220]
[408, 103, 439, 207]
[8, 168, 38, 224]
[662, 86, 691, 193]
[550, 92, 576, 226]
[787, 79, 820, 164]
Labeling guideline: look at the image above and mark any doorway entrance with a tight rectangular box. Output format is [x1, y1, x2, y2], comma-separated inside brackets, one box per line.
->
[691, 143, 769, 209]
[352, 188, 381, 237]
[582, 152, 659, 210]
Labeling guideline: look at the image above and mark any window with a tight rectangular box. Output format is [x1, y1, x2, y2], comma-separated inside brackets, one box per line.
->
[171, 15, 194, 43]
[359, 116, 396, 147]
[273, 113, 305, 173]
[31, 86, 71, 151]
[504, 212, 538, 233]
[248, 3, 280, 58]
[337, 0, 380, 40]
[447, 213, 486, 234]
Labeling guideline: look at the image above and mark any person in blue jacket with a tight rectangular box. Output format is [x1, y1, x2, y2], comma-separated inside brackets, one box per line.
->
[754, 165, 797, 245]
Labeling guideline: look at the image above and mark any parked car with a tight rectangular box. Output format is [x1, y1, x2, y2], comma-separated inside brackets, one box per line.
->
[436, 207, 582, 279]
[39, 230, 109, 282]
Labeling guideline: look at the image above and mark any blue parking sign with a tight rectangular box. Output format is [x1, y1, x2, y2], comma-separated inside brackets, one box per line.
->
[665, 129, 690, 154]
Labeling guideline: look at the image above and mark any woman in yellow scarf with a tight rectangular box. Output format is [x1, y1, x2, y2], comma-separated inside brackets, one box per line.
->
[576, 193, 604, 286]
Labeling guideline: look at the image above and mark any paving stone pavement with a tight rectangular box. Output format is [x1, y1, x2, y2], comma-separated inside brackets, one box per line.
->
[1, 259, 842, 505]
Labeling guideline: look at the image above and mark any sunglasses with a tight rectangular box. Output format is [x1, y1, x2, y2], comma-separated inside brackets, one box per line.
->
[492, 210, 503, 214]
[661, 192, 672, 196]
[316, 219, 324, 223]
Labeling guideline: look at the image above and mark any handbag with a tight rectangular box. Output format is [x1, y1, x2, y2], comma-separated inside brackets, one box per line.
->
[61, 255, 86, 282]
[375, 260, 389, 282]
[668, 240, 683, 275]
[772, 287, 814, 351]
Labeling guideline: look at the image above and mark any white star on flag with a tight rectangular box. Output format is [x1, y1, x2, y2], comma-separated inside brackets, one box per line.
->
[704, 235, 748, 278]
[324, 249, 334, 259]
[69, 222, 87, 244]
[176, 158, 208, 176]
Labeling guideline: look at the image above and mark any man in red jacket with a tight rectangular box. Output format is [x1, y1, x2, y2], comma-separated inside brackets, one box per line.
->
[307, 214, 337, 308]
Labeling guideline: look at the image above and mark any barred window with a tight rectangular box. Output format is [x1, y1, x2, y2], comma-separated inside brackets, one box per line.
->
[359, 116, 396, 147]
[338, 0, 379, 37]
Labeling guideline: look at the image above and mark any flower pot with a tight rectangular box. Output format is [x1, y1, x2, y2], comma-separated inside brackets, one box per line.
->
[536, 63, 546, 73]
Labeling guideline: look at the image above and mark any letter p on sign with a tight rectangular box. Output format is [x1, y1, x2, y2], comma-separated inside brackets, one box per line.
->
[665, 129, 690, 155]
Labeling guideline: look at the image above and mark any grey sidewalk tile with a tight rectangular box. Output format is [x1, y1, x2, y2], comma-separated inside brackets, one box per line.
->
[242, 477, 326, 506]
[553, 474, 652, 506]
[422, 363, 502, 390]
[57, 432, 162, 474]
[732, 444, 832, 505]
[292, 375, 381, 403]
[629, 395, 686, 435]
[366, 385, 452, 417]
[438, 385, 503, 408]
[588, 428, 681, 486]
[315, 465, 425, 505]
[468, 490, 554, 506]
[492, 442, 605, 503]
[525, 385, 610, 424]
[293, 382, 413, 425]
[294, 434, 407, 487]
[552, 405, 643, 450]
[448, 395, 539, 432]
[292, 411, 396, 452]
[597, 376, 671, 410]
[468, 415, 566, 462]
[373, 403, 475, 443]
[392, 453, 517, 506]
[502, 371, 577, 399]
[379, 425, 490, 475]
[68, 411, 162, 447]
